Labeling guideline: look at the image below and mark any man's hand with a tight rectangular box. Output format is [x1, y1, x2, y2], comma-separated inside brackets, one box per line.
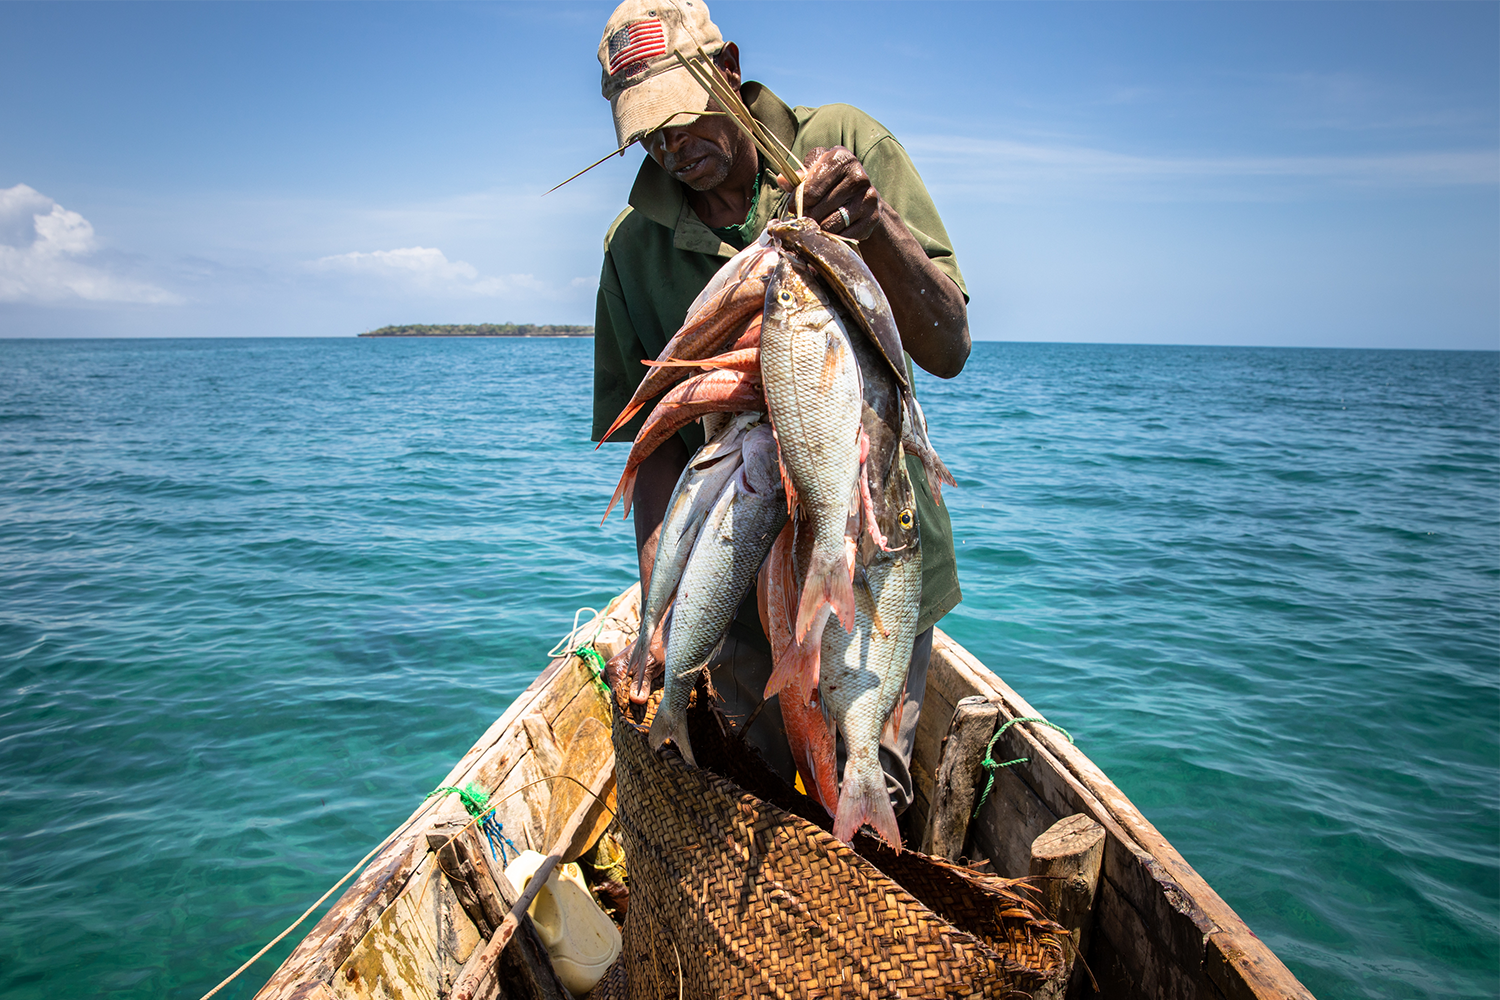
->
[779, 146, 970, 379]
[791, 146, 881, 241]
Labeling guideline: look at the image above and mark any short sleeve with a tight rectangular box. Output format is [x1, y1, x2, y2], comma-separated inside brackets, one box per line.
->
[858, 136, 969, 302]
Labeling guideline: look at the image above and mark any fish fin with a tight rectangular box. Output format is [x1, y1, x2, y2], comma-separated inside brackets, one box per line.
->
[859, 478, 893, 555]
[602, 465, 638, 523]
[600, 401, 646, 446]
[776, 440, 799, 516]
[855, 568, 890, 638]
[641, 359, 719, 372]
[833, 761, 901, 850]
[648, 704, 696, 767]
[818, 330, 845, 393]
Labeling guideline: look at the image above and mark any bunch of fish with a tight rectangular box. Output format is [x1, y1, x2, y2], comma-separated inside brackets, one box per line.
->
[601, 217, 953, 850]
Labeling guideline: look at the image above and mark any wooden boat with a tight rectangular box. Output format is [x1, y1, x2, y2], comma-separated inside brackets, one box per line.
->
[250, 586, 1314, 1000]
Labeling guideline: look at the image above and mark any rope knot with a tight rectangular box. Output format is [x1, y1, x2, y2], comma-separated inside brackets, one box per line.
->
[973, 716, 1075, 819]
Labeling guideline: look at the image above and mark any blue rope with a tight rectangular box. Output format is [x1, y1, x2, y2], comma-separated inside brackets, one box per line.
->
[425, 782, 520, 866]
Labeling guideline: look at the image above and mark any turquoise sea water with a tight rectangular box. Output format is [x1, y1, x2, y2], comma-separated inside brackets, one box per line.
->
[0, 338, 1495, 1000]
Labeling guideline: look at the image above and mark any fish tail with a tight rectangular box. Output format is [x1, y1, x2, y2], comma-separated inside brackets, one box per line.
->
[796, 547, 856, 638]
[833, 759, 901, 850]
[783, 687, 839, 817]
[648, 704, 696, 767]
[601, 465, 638, 523]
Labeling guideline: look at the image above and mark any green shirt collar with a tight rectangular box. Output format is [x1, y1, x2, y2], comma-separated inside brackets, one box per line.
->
[627, 82, 797, 259]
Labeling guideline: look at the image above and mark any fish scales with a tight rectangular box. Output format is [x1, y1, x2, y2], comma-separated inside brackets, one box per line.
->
[650, 424, 788, 766]
[628, 415, 756, 701]
[759, 256, 864, 641]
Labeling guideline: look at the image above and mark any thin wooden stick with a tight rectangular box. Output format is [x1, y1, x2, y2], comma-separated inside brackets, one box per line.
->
[673, 50, 802, 186]
[544, 108, 738, 196]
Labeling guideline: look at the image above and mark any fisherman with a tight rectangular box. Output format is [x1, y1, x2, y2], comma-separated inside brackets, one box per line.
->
[592, 0, 970, 826]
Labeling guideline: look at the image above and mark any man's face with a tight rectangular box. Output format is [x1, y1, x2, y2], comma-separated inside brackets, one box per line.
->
[642, 106, 741, 192]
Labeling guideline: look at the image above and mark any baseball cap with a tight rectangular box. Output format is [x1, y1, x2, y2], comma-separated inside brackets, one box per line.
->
[598, 0, 725, 148]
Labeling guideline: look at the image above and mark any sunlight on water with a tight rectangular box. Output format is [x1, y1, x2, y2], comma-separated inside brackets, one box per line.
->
[0, 338, 1495, 1000]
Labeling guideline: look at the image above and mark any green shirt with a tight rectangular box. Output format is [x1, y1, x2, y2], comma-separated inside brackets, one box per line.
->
[591, 83, 963, 633]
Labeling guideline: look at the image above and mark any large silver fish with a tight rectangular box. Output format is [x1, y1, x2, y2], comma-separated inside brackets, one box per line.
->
[759, 255, 864, 644]
[821, 447, 922, 850]
[769, 216, 954, 505]
[627, 413, 757, 702]
[650, 423, 788, 765]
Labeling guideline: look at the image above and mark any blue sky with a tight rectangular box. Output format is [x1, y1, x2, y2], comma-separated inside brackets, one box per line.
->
[1, 1, 1495, 348]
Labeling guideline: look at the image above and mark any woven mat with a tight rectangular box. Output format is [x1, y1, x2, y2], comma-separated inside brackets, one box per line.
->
[590, 699, 1064, 1000]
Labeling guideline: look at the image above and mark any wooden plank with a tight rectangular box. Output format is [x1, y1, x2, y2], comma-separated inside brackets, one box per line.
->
[907, 680, 956, 833]
[256, 839, 427, 999]
[328, 853, 479, 1000]
[521, 713, 564, 781]
[1093, 871, 1214, 1000]
[919, 695, 999, 859]
[488, 751, 550, 853]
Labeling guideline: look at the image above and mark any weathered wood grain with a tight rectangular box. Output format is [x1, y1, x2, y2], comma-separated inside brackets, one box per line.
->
[1029, 814, 1105, 1000]
[919, 695, 999, 860]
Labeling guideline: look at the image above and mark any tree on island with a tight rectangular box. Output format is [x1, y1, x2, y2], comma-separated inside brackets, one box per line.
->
[358, 323, 593, 337]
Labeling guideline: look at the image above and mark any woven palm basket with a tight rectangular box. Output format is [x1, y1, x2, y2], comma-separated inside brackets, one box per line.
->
[590, 700, 1065, 1000]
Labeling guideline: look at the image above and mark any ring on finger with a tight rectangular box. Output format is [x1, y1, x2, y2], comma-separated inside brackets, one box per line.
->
[835, 205, 851, 231]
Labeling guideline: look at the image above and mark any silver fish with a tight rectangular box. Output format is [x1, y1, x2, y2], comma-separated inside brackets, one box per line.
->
[760, 255, 864, 644]
[650, 423, 788, 765]
[820, 449, 922, 850]
[767, 216, 908, 393]
[628, 413, 757, 702]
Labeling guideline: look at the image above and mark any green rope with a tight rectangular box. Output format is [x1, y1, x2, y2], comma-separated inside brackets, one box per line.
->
[426, 781, 489, 816]
[973, 716, 1075, 819]
[425, 782, 519, 862]
[573, 645, 611, 698]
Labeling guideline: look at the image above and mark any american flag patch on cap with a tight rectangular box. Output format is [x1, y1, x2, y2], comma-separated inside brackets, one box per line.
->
[607, 18, 668, 76]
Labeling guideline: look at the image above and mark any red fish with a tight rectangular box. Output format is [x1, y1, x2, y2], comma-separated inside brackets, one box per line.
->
[598, 246, 776, 444]
[602, 369, 765, 521]
[758, 520, 840, 817]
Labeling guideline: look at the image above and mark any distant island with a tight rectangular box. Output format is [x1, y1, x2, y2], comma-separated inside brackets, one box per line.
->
[359, 323, 593, 338]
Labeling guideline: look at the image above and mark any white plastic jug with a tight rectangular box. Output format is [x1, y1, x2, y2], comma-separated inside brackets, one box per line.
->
[504, 851, 622, 995]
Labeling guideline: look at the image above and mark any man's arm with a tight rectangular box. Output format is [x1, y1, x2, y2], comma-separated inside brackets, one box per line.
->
[785, 146, 971, 379]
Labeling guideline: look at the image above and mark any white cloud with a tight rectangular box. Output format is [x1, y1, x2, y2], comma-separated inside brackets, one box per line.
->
[0, 184, 181, 304]
[307, 245, 549, 298]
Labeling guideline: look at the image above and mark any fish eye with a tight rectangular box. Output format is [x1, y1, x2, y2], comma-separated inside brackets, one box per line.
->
[899, 509, 914, 529]
[777, 290, 793, 304]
